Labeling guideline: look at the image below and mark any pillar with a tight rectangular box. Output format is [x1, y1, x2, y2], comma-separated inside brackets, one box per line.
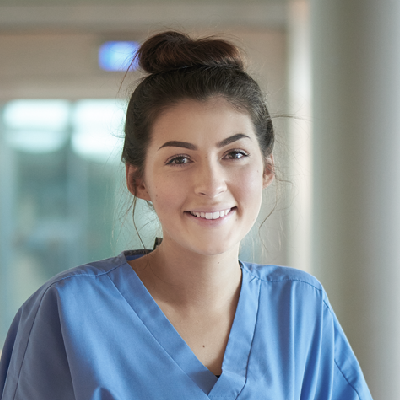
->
[310, 1, 400, 398]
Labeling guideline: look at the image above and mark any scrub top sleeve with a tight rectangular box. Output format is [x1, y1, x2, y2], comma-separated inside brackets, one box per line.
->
[0, 310, 21, 397]
[0, 285, 75, 400]
[323, 296, 373, 400]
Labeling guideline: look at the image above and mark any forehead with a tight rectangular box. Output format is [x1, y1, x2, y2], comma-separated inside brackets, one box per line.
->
[149, 97, 255, 145]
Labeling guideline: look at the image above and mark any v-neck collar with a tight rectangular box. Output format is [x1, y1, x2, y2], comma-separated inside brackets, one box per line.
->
[112, 250, 261, 399]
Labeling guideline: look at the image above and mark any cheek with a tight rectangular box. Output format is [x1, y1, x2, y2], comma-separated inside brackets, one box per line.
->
[147, 176, 185, 215]
[236, 167, 264, 216]
[239, 166, 264, 195]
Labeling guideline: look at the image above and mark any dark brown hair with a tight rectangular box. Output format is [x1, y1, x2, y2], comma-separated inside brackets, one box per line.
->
[122, 31, 274, 185]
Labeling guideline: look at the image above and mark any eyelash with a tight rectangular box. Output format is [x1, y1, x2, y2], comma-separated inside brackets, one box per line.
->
[225, 149, 250, 159]
[165, 149, 249, 166]
[165, 154, 191, 165]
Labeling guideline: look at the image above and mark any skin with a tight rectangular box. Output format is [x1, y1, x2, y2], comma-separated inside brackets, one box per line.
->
[126, 97, 274, 375]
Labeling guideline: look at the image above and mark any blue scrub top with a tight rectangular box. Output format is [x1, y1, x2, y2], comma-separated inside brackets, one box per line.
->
[0, 250, 372, 399]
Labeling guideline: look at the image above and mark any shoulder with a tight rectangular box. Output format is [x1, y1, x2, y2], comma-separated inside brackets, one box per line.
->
[0, 252, 138, 393]
[26, 250, 145, 300]
[8, 251, 141, 332]
[41, 251, 128, 286]
[240, 261, 336, 335]
[240, 262, 372, 399]
[240, 261, 332, 328]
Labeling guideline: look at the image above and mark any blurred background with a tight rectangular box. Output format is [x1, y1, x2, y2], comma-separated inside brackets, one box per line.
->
[0, 0, 399, 398]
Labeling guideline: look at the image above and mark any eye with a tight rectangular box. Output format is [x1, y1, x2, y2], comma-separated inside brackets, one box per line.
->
[224, 149, 249, 159]
[165, 155, 192, 165]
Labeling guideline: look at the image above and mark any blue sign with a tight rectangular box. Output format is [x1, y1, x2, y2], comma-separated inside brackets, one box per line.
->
[99, 41, 139, 72]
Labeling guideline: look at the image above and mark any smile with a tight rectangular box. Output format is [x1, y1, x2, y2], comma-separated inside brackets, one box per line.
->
[189, 208, 232, 220]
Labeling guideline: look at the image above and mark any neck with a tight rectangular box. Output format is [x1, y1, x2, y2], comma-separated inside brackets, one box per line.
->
[132, 238, 242, 311]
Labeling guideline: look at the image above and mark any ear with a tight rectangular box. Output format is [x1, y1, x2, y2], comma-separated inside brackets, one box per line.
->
[125, 163, 151, 201]
[262, 156, 275, 189]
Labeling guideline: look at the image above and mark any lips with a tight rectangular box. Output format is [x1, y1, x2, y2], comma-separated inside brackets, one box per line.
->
[189, 208, 232, 220]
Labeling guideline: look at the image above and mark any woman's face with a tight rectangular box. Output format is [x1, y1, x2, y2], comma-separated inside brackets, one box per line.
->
[127, 97, 273, 256]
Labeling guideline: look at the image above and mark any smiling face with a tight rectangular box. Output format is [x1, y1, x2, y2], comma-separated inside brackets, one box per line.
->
[126, 97, 273, 257]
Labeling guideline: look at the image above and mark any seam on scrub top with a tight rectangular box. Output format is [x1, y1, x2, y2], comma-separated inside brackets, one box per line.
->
[10, 263, 126, 399]
[322, 301, 363, 399]
[234, 277, 263, 399]
[11, 283, 55, 399]
[333, 359, 361, 399]
[49, 263, 125, 283]
[244, 269, 324, 295]
[212, 272, 262, 400]
[103, 274, 191, 379]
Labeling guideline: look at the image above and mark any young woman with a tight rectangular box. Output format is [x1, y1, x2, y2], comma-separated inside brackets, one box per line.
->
[0, 31, 372, 399]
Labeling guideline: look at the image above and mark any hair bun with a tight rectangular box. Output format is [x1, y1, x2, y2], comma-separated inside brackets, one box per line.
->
[136, 31, 245, 74]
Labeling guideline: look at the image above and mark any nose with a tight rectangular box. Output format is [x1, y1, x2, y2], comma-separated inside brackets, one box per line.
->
[194, 159, 227, 198]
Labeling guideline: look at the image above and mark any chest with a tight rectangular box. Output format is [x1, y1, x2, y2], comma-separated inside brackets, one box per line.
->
[62, 301, 313, 400]
[158, 305, 234, 375]
[57, 265, 327, 399]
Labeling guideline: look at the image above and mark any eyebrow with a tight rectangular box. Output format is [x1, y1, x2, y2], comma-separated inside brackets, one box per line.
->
[158, 133, 251, 151]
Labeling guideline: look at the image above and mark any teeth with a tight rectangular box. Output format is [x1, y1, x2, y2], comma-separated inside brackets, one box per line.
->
[190, 208, 231, 220]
